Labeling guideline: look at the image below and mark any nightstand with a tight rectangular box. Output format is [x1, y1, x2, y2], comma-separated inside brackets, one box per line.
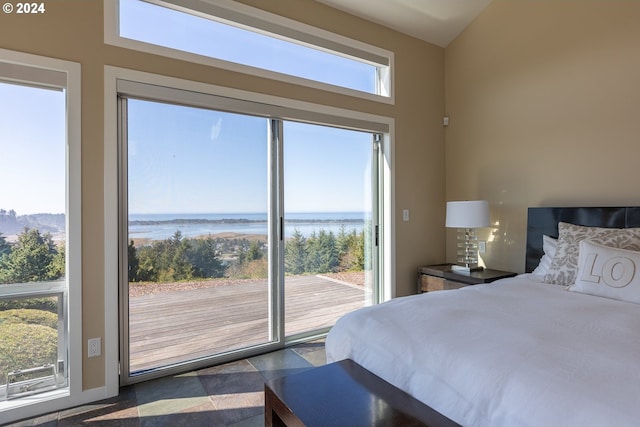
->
[418, 264, 517, 293]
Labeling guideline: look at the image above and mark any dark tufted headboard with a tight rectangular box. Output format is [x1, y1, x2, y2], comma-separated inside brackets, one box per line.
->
[525, 206, 640, 273]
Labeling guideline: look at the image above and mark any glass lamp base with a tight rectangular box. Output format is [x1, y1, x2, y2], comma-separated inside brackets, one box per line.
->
[455, 227, 482, 272]
[451, 264, 484, 273]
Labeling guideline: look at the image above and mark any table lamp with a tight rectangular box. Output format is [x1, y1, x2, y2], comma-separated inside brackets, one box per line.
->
[445, 200, 490, 272]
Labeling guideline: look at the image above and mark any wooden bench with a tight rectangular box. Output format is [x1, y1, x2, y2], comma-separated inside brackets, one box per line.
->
[265, 359, 461, 427]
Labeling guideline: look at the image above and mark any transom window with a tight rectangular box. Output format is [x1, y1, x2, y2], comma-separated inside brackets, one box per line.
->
[108, 0, 392, 100]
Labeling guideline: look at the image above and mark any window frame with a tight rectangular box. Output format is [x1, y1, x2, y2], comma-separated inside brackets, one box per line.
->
[104, 65, 396, 386]
[0, 49, 83, 421]
[104, 0, 394, 104]
[0, 289, 66, 400]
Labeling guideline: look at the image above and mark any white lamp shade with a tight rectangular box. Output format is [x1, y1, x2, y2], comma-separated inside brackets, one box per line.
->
[445, 200, 490, 228]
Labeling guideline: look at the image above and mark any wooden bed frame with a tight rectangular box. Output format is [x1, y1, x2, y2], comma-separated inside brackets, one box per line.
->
[525, 206, 640, 272]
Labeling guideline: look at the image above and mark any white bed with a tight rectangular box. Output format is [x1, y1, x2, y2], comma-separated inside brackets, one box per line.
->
[326, 207, 640, 427]
[326, 274, 640, 427]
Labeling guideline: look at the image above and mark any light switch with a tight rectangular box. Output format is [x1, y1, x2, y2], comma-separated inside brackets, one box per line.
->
[403, 209, 409, 221]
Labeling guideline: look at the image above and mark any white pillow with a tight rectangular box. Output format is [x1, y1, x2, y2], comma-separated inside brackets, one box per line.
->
[532, 235, 557, 276]
[569, 240, 640, 304]
[544, 222, 640, 286]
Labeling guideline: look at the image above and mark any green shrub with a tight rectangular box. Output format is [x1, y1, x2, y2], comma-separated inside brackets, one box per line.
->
[227, 258, 268, 279]
[0, 297, 58, 313]
[0, 323, 57, 386]
[0, 309, 58, 329]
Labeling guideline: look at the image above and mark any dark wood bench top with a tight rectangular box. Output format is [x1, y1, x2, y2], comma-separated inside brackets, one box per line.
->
[265, 359, 461, 427]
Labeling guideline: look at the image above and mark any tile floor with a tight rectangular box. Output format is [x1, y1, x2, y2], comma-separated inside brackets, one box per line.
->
[6, 340, 326, 427]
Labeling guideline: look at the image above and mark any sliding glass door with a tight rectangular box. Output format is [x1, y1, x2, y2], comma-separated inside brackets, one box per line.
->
[120, 99, 273, 379]
[282, 122, 377, 339]
[118, 85, 384, 384]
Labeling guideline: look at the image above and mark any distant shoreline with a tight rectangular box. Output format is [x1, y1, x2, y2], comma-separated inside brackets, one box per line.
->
[4, 231, 65, 244]
[129, 218, 364, 226]
[2, 214, 365, 244]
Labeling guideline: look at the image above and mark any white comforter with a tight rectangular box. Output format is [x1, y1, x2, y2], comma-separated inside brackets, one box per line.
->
[326, 274, 640, 427]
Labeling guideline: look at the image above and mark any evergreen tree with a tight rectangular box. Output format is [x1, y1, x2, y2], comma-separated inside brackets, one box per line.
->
[305, 230, 338, 274]
[285, 228, 307, 275]
[152, 231, 194, 281]
[337, 227, 350, 269]
[0, 228, 60, 284]
[186, 237, 225, 278]
[245, 241, 263, 262]
[336, 228, 365, 271]
[48, 242, 66, 279]
[0, 233, 11, 283]
[0, 233, 11, 257]
[0, 209, 17, 222]
[132, 233, 228, 282]
[170, 237, 194, 281]
[135, 245, 156, 282]
[353, 230, 365, 270]
[127, 240, 139, 282]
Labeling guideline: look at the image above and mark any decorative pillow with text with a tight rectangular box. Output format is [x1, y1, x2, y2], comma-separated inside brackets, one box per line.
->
[544, 222, 640, 286]
[569, 240, 640, 304]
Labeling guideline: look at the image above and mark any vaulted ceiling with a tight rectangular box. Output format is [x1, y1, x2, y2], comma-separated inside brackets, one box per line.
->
[315, 0, 492, 47]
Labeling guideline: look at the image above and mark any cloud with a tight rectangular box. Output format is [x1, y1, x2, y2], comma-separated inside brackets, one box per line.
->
[210, 117, 222, 142]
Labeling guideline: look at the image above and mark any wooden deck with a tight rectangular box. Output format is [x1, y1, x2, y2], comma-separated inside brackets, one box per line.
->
[128, 275, 366, 373]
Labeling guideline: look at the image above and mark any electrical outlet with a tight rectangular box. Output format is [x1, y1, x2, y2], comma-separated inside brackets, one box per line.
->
[478, 240, 486, 254]
[88, 338, 101, 358]
[402, 209, 409, 222]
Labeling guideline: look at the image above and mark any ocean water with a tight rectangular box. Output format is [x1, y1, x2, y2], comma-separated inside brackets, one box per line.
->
[128, 212, 367, 241]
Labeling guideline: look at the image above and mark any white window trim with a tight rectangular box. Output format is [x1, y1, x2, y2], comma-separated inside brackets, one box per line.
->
[0, 49, 100, 424]
[104, 0, 395, 104]
[103, 65, 396, 389]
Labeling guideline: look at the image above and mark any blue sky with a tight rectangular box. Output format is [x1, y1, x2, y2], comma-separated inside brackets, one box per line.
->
[119, 0, 377, 94]
[1, 0, 375, 216]
[0, 83, 65, 215]
[127, 99, 372, 214]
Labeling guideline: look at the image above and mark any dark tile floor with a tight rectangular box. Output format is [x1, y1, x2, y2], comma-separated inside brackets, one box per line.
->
[7, 340, 326, 427]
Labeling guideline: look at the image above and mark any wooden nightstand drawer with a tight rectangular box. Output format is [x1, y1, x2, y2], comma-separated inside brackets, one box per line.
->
[418, 264, 517, 293]
[420, 275, 466, 292]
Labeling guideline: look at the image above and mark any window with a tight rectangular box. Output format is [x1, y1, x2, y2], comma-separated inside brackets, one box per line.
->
[107, 0, 393, 101]
[0, 50, 80, 414]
